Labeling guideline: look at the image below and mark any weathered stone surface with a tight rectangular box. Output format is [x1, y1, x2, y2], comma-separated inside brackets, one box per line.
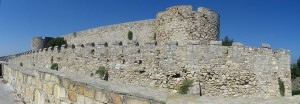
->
[126, 98, 150, 104]
[110, 93, 123, 104]
[95, 91, 109, 103]
[68, 91, 77, 102]
[84, 87, 95, 98]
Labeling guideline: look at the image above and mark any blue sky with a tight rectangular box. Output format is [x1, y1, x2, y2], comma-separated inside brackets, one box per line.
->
[0, 0, 299, 63]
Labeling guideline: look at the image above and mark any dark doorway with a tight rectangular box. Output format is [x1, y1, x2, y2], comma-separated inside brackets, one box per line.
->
[0, 64, 2, 78]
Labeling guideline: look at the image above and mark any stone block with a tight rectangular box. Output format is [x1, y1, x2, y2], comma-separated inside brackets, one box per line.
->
[77, 85, 84, 95]
[50, 75, 60, 84]
[36, 80, 43, 90]
[110, 93, 123, 104]
[85, 97, 94, 104]
[232, 42, 244, 46]
[53, 84, 60, 99]
[62, 79, 70, 89]
[261, 43, 271, 49]
[45, 82, 54, 95]
[76, 94, 84, 104]
[210, 41, 222, 45]
[95, 91, 109, 103]
[45, 74, 51, 81]
[126, 98, 150, 104]
[69, 83, 76, 91]
[84, 87, 95, 98]
[68, 91, 77, 102]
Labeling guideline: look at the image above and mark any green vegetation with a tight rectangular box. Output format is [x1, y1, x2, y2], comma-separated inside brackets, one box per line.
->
[96, 66, 109, 81]
[178, 79, 193, 94]
[291, 57, 300, 79]
[127, 31, 133, 40]
[47, 37, 67, 48]
[278, 79, 285, 96]
[153, 33, 156, 40]
[292, 89, 300, 95]
[20, 62, 23, 66]
[51, 63, 58, 71]
[222, 36, 234, 46]
[72, 32, 77, 38]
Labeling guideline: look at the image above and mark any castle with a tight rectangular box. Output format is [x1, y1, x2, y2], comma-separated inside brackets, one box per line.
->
[6, 5, 292, 100]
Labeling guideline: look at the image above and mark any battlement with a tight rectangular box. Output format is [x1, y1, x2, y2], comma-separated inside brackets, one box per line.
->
[21, 5, 291, 97]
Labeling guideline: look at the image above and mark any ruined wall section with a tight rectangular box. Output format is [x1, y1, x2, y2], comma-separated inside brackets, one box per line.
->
[155, 6, 220, 46]
[62, 20, 155, 46]
[9, 41, 291, 97]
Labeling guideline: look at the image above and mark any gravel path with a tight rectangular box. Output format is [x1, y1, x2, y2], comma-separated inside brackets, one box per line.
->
[167, 94, 300, 104]
[0, 78, 23, 104]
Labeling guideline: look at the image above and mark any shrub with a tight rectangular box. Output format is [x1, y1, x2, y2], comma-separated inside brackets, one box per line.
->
[47, 37, 67, 48]
[127, 31, 133, 40]
[73, 32, 77, 37]
[222, 36, 234, 46]
[51, 63, 58, 71]
[20, 62, 23, 66]
[292, 89, 300, 95]
[178, 79, 193, 94]
[153, 33, 156, 40]
[96, 66, 108, 81]
[278, 79, 285, 96]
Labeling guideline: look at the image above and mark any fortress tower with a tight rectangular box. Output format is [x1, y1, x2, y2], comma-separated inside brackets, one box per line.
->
[155, 5, 220, 45]
[31, 37, 44, 50]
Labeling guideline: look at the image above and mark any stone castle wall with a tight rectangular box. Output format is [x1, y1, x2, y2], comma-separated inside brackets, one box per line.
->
[9, 41, 292, 97]
[62, 20, 155, 46]
[11, 5, 292, 98]
[2, 62, 167, 104]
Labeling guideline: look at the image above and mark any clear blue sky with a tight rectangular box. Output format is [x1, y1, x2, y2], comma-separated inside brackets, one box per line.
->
[0, 0, 299, 63]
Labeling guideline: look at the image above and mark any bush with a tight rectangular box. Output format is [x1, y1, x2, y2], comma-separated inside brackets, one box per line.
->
[278, 79, 285, 96]
[291, 57, 300, 79]
[20, 62, 23, 66]
[127, 31, 133, 40]
[96, 66, 108, 81]
[72, 32, 77, 37]
[47, 37, 67, 48]
[51, 63, 58, 71]
[178, 79, 193, 94]
[222, 36, 234, 46]
[292, 89, 300, 95]
[153, 33, 156, 40]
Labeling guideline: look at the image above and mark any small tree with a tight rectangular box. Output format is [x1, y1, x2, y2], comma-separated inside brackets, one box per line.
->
[178, 79, 193, 94]
[47, 37, 67, 48]
[222, 36, 234, 46]
[51, 63, 58, 71]
[278, 78, 285, 96]
[127, 31, 133, 40]
[96, 66, 109, 81]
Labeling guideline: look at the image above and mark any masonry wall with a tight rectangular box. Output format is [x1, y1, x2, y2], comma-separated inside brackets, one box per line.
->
[9, 41, 292, 97]
[2, 62, 167, 104]
[62, 20, 155, 46]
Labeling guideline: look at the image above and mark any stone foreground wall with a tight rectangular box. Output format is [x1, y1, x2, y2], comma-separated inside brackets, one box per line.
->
[2, 62, 167, 104]
[9, 41, 292, 97]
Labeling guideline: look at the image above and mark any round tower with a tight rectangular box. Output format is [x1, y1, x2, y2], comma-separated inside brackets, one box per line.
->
[31, 37, 44, 50]
[155, 5, 220, 45]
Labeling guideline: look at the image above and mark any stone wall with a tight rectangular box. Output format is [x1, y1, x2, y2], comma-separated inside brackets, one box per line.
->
[9, 41, 292, 97]
[62, 20, 155, 46]
[1, 62, 167, 104]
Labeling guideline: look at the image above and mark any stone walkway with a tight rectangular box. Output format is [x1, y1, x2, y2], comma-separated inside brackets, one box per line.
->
[0, 78, 23, 104]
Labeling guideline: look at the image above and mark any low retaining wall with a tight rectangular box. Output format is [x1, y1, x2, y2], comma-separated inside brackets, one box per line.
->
[1, 62, 167, 104]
